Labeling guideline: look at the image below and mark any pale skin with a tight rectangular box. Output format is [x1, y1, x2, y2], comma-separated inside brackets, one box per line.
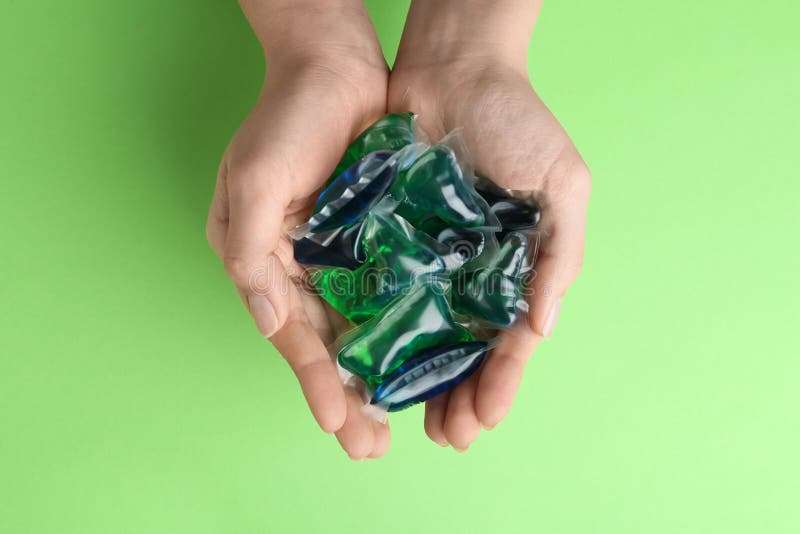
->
[206, 0, 590, 458]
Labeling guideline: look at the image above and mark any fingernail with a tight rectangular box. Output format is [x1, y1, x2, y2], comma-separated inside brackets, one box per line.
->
[481, 422, 496, 431]
[543, 297, 562, 338]
[452, 445, 469, 453]
[436, 440, 449, 447]
[249, 295, 278, 338]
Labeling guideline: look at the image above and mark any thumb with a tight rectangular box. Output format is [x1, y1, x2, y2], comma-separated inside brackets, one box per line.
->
[529, 159, 591, 337]
[223, 169, 291, 338]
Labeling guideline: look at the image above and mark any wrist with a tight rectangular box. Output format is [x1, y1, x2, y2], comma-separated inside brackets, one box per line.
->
[241, 0, 386, 73]
[393, 0, 539, 74]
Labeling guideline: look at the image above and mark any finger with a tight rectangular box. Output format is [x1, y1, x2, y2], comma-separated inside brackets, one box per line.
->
[206, 158, 230, 258]
[424, 391, 450, 447]
[270, 290, 347, 434]
[443, 373, 482, 451]
[223, 174, 291, 338]
[368, 418, 391, 459]
[297, 277, 339, 346]
[335, 386, 376, 461]
[529, 158, 590, 336]
[475, 322, 541, 429]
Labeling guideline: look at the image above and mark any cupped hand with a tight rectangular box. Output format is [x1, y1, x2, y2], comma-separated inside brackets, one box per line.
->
[388, 59, 591, 450]
[206, 51, 391, 459]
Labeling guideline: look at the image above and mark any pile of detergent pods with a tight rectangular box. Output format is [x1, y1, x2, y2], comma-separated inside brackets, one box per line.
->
[289, 113, 542, 414]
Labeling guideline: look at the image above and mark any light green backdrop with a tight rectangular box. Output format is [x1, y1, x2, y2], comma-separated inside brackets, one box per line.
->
[1, 1, 798, 533]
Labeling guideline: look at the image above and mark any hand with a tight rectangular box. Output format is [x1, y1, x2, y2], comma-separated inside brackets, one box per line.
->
[388, 0, 591, 450]
[206, 1, 392, 459]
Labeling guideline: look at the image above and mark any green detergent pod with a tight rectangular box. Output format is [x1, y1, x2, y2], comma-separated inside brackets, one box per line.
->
[451, 232, 530, 328]
[392, 143, 485, 227]
[329, 113, 417, 183]
[312, 210, 446, 324]
[337, 279, 474, 390]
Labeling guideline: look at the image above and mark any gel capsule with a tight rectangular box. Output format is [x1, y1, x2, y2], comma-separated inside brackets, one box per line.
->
[476, 186, 541, 232]
[304, 150, 395, 235]
[370, 340, 496, 411]
[329, 112, 416, 182]
[313, 211, 445, 324]
[451, 232, 529, 328]
[393, 144, 484, 227]
[293, 221, 366, 270]
[436, 227, 489, 264]
[337, 280, 474, 389]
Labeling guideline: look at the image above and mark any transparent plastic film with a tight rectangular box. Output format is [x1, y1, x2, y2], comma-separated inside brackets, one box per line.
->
[287, 113, 546, 414]
[327, 112, 419, 184]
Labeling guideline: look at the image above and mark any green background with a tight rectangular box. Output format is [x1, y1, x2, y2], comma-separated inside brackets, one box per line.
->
[2, 0, 798, 532]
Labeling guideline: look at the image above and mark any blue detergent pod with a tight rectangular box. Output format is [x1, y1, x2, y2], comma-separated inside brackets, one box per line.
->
[370, 339, 498, 411]
[476, 181, 541, 233]
[293, 221, 366, 270]
[306, 150, 394, 234]
[290, 144, 427, 239]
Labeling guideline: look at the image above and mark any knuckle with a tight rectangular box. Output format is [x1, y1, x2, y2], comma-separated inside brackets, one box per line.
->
[223, 255, 256, 288]
[571, 258, 585, 280]
[567, 252, 585, 282]
[572, 158, 593, 193]
[544, 153, 591, 205]
[205, 223, 220, 256]
[204, 220, 214, 246]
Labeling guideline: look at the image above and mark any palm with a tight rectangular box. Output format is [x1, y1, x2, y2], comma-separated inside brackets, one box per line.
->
[279, 205, 350, 348]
